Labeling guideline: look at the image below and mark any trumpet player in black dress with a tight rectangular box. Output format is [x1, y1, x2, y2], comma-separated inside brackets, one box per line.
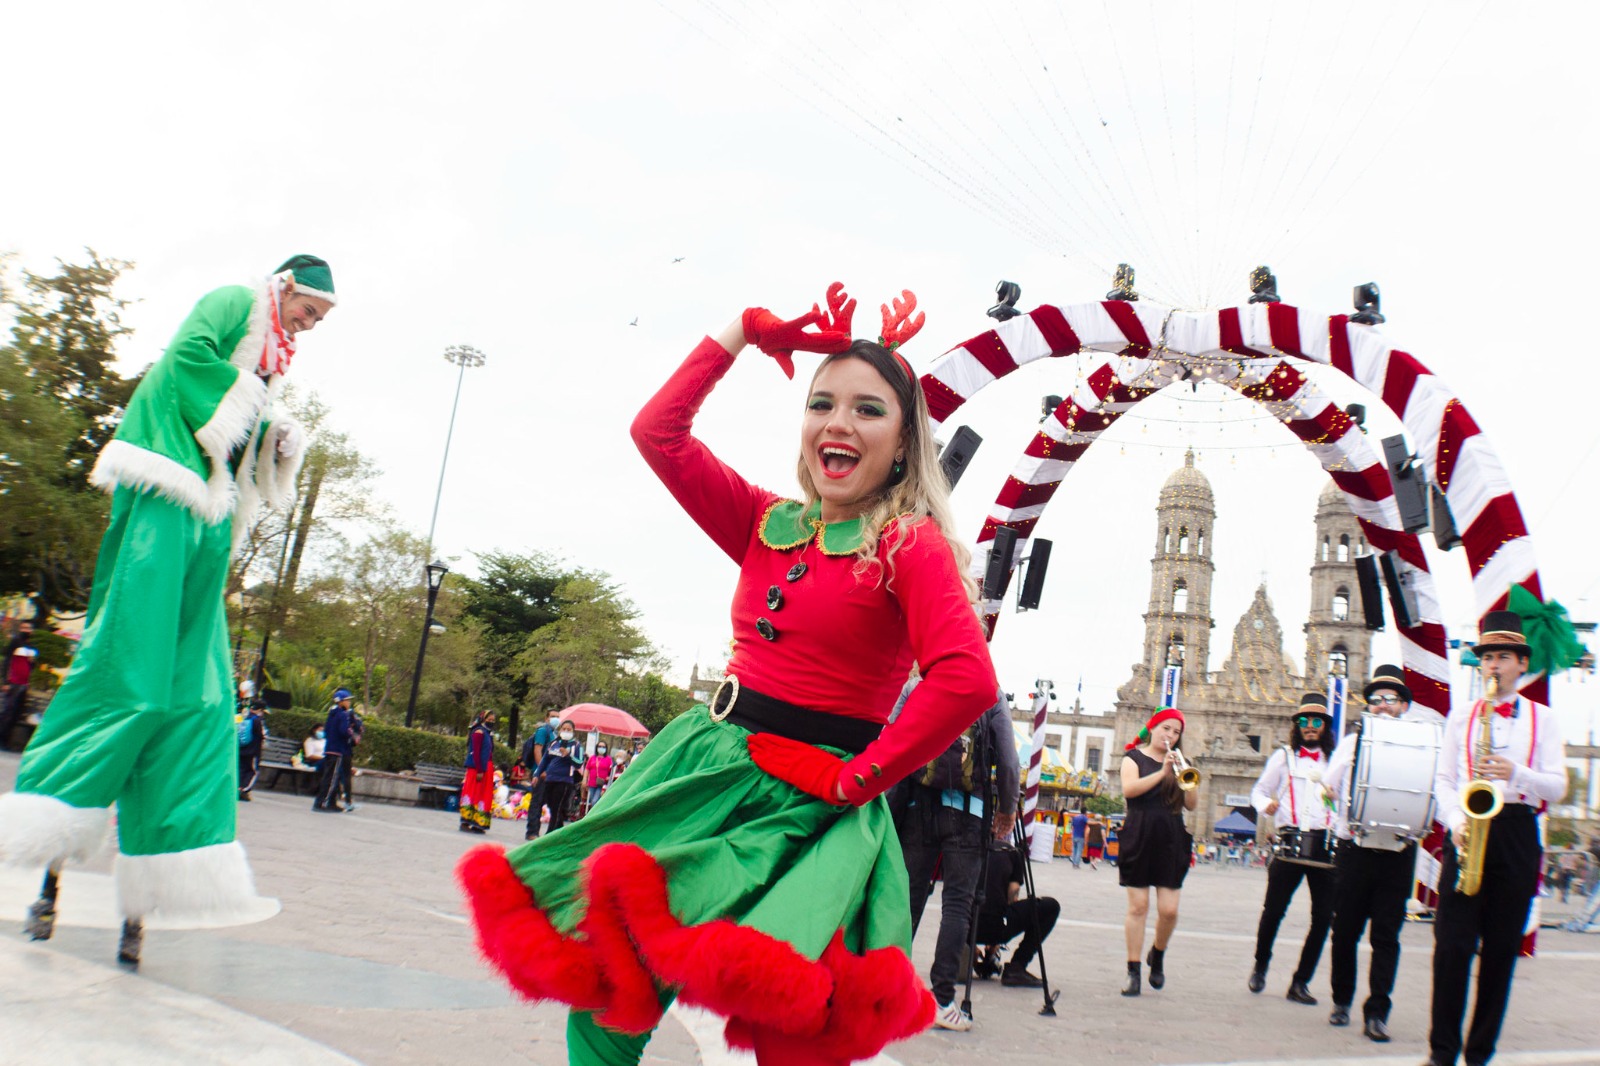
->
[1425, 612, 1567, 1066]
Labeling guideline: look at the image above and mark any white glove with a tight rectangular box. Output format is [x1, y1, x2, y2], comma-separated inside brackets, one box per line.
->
[274, 421, 306, 459]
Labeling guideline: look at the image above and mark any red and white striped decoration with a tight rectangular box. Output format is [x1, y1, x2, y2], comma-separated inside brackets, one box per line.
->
[1022, 690, 1049, 850]
[921, 300, 1548, 712]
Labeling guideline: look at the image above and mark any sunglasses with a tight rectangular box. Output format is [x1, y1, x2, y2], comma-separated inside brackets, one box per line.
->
[1295, 715, 1327, 727]
[1367, 695, 1404, 706]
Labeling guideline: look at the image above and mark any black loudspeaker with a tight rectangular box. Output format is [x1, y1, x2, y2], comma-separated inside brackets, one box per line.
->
[1431, 483, 1462, 550]
[1017, 539, 1053, 610]
[1381, 434, 1430, 534]
[938, 425, 983, 490]
[1379, 550, 1420, 630]
[261, 688, 294, 710]
[982, 525, 1019, 602]
[1355, 554, 1385, 631]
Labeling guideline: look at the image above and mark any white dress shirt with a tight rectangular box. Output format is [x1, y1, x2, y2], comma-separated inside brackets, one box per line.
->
[1434, 695, 1566, 834]
[1324, 706, 1442, 841]
[1252, 746, 1336, 832]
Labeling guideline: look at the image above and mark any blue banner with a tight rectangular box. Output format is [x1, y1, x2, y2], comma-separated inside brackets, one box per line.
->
[1162, 665, 1181, 709]
[1327, 674, 1348, 741]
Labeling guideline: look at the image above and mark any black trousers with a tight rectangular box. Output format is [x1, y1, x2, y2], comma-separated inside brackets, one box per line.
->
[541, 780, 575, 835]
[1329, 840, 1415, 1020]
[1253, 856, 1337, 983]
[314, 751, 345, 809]
[900, 793, 987, 1006]
[1429, 806, 1540, 1066]
[977, 896, 1060, 970]
[238, 747, 261, 794]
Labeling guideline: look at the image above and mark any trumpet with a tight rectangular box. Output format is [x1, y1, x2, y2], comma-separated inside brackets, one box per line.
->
[1456, 674, 1505, 896]
[1170, 747, 1201, 791]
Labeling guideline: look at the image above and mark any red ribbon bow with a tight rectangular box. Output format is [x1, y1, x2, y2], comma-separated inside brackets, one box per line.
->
[1492, 702, 1516, 719]
[1298, 748, 1321, 761]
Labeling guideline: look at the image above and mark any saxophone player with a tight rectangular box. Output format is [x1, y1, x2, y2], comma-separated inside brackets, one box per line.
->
[1426, 611, 1567, 1066]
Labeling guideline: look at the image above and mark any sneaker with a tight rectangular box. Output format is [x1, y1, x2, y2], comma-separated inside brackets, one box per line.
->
[933, 1000, 972, 1031]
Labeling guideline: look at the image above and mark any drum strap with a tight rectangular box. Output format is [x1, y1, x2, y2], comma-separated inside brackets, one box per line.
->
[1282, 746, 1298, 828]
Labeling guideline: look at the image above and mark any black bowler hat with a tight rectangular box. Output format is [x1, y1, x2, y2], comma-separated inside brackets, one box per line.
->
[1293, 692, 1328, 717]
[1473, 611, 1530, 658]
[1363, 664, 1411, 704]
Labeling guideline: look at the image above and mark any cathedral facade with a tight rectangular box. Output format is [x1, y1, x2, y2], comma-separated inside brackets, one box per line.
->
[1107, 449, 1374, 840]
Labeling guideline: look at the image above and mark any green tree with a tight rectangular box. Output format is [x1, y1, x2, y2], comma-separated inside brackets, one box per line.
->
[609, 670, 695, 736]
[458, 550, 580, 744]
[516, 576, 657, 714]
[0, 251, 136, 611]
[1084, 793, 1126, 817]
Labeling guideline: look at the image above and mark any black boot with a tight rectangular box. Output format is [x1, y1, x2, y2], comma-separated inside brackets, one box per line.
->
[1120, 960, 1141, 996]
[1286, 979, 1318, 1005]
[24, 899, 56, 941]
[1146, 947, 1166, 990]
[117, 920, 143, 968]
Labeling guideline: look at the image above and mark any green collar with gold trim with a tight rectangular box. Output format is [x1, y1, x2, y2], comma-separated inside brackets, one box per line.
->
[758, 499, 864, 556]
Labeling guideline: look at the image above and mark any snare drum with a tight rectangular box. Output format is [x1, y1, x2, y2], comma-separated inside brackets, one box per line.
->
[1349, 713, 1441, 851]
[1273, 827, 1336, 868]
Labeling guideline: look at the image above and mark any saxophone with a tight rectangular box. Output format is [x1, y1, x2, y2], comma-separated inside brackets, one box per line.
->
[1455, 674, 1505, 896]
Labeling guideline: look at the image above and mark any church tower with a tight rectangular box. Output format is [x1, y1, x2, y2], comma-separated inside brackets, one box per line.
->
[1303, 480, 1374, 690]
[1137, 448, 1216, 697]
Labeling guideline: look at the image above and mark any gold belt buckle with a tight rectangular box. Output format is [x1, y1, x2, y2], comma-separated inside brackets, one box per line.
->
[708, 675, 740, 723]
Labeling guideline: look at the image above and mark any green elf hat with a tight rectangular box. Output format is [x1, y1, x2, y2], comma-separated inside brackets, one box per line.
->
[274, 254, 336, 305]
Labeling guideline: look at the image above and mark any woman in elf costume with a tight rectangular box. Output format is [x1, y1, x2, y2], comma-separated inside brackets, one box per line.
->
[458, 283, 998, 1065]
[0, 255, 334, 965]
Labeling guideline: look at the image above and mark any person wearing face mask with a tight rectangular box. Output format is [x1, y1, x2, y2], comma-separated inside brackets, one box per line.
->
[0, 256, 334, 966]
[518, 710, 562, 841]
[533, 722, 582, 835]
[1117, 708, 1199, 996]
[1248, 693, 1340, 1005]
[301, 727, 327, 769]
[457, 283, 996, 1066]
[584, 741, 615, 810]
[460, 711, 498, 833]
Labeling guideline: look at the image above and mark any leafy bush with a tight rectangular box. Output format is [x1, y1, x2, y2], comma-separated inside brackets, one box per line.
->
[1084, 793, 1126, 817]
[267, 706, 512, 772]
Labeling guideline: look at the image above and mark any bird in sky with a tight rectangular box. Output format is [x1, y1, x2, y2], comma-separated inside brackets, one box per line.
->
[629, 317, 639, 326]
[672, 257, 685, 263]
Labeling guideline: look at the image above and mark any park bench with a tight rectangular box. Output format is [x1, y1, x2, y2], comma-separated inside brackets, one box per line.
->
[414, 761, 466, 809]
[258, 735, 320, 794]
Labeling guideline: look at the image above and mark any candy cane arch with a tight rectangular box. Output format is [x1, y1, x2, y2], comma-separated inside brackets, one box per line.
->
[920, 300, 1549, 710]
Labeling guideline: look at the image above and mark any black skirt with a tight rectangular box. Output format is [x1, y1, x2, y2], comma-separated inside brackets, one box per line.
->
[1117, 808, 1192, 889]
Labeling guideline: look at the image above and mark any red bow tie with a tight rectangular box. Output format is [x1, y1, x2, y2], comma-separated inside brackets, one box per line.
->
[1492, 702, 1515, 719]
[1298, 748, 1321, 761]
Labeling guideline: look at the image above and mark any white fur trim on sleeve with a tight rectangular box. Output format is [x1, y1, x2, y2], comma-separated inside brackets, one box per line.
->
[89, 439, 229, 522]
[229, 280, 272, 371]
[194, 369, 268, 459]
[0, 792, 113, 866]
[115, 840, 280, 926]
[257, 420, 307, 510]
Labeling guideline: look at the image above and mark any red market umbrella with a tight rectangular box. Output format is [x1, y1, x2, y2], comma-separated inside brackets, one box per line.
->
[558, 703, 652, 738]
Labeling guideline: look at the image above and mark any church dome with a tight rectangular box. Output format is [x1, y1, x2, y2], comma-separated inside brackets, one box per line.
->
[1317, 477, 1354, 516]
[1161, 447, 1214, 501]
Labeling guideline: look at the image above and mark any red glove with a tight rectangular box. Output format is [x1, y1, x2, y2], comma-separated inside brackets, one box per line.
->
[747, 733, 847, 804]
[741, 306, 852, 379]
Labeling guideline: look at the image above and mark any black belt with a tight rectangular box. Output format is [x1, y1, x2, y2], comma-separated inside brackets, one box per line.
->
[711, 678, 882, 756]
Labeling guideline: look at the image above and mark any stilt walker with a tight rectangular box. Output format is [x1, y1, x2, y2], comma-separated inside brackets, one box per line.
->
[0, 256, 335, 964]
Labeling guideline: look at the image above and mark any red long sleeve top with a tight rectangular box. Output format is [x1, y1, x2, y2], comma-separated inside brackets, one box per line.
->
[630, 337, 998, 804]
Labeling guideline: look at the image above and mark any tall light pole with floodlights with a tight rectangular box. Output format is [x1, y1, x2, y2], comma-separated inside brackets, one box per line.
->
[427, 344, 488, 552]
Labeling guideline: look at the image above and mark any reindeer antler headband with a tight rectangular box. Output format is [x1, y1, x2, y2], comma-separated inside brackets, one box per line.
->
[819, 282, 926, 381]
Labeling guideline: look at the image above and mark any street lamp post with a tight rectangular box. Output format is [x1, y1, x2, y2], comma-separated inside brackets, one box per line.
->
[427, 344, 488, 552]
[404, 560, 450, 729]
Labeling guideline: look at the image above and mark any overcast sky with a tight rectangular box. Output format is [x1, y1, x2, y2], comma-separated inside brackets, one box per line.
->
[5, 1, 1598, 735]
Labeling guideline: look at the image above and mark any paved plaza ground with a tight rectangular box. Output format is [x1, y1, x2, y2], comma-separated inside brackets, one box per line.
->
[2, 751, 1598, 1066]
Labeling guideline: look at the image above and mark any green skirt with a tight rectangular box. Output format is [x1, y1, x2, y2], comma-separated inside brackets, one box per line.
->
[458, 704, 933, 1060]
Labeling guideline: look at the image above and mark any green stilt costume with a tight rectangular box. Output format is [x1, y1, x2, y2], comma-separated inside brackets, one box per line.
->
[0, 256, 334, 924]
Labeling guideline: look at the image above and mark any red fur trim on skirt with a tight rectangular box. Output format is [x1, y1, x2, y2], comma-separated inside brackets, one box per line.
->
[456, 842, 934, 1060]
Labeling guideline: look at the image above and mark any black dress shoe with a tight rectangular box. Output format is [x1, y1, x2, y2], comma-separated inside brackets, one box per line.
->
[1330, 1004, 1350, 1026]
[1121, 966, 1141, 997]
[1364, 1017, 1391, 1042]
[1247, 970, 1266, 993]
[1286, 980, 1318, 1005]
[1001, 967, 1043, 987]
[1145, 948, 1165, 989]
